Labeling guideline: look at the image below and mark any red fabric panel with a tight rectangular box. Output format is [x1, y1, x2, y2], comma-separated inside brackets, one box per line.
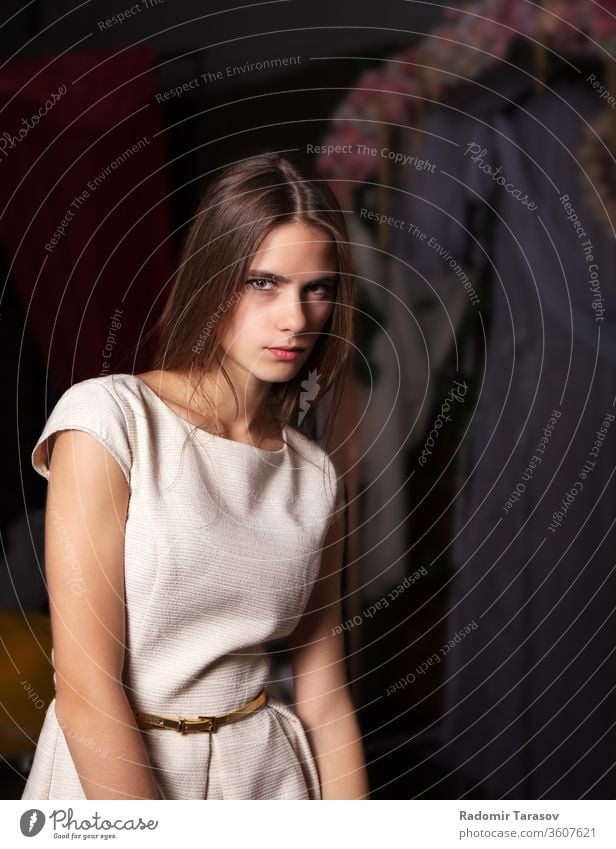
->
[0, 48, 173, 389]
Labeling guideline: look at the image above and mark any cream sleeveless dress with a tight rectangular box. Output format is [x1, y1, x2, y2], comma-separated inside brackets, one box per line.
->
[21, 373, 343, 800]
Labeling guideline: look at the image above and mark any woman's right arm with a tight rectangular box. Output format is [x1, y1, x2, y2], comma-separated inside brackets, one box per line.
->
[45, 428, 160, 800]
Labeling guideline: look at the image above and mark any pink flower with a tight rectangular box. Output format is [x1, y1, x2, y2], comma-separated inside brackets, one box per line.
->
[348, 68, 417, 124]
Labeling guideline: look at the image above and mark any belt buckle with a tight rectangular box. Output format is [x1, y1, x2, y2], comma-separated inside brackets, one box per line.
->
[198, 714, 218, 733]
[176, 715, 218, 734]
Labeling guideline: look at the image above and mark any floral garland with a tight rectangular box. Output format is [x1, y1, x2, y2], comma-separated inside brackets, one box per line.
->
[317, 0, 616, 199]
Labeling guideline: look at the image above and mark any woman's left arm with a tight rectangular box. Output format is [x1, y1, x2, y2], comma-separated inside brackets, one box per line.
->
[288, 500, 370, 800]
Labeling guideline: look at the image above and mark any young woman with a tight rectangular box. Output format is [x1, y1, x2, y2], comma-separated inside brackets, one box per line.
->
[22, 153, 369, 800]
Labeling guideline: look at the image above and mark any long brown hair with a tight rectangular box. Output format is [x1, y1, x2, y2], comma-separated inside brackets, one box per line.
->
[150, 152, 355, 452]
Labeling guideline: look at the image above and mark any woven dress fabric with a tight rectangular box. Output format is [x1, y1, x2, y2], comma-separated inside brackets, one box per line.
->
[22, 373, 343, 800]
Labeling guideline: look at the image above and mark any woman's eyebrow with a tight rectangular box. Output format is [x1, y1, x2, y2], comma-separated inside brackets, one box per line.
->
[247, 269, 337, 283]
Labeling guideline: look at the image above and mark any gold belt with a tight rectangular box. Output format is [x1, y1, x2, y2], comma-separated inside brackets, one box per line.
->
[133, 688, 268, 734]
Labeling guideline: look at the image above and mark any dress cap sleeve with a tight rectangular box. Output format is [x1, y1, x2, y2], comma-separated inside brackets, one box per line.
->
[31, 378, 132, 483]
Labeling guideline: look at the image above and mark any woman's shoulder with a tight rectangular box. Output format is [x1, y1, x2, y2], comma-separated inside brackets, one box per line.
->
[56, 373, 156, 415]
[50, 372, 137, 404]
[284, 424, 342, 510]
[31, 374, 139, 482]
[284, 422, 329, 463]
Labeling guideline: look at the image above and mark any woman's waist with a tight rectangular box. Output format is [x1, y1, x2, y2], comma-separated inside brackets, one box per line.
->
[123, 654, 271, 716]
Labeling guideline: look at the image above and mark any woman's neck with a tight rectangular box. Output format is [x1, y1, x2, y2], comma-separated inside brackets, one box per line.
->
[151, 368, 279, 442]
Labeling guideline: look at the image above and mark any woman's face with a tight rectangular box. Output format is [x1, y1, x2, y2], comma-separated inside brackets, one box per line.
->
[218, 220, 338, 384]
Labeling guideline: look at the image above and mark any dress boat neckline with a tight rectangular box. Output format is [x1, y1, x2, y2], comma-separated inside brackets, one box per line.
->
[123, 373, 288, 456]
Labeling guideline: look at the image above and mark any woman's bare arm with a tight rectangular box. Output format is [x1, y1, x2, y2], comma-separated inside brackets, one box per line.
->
[45, 429, 159, 800]
[288, 506, 370, 800]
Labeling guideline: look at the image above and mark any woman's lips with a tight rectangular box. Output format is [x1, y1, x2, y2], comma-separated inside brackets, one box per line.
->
[267, 347, 300, 361]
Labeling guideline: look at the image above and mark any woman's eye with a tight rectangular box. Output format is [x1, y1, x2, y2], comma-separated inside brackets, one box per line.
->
[245, 278, 335, 297]
[307, 283, 332, 297]
[246, 277, 276, 291]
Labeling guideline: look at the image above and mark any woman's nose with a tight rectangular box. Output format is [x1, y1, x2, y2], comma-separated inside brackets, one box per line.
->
[274, 295, 309, 332]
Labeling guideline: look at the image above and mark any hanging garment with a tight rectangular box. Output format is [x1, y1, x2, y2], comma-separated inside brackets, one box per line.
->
[348, 210, 469, 600]
[389, 67, 616, 797]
